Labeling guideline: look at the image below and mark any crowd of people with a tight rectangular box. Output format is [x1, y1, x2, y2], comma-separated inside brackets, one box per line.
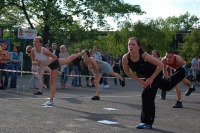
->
[0, 36, 197, 129]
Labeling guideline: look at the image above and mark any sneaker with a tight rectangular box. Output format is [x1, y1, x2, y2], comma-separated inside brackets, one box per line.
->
[173, 101, 182, 108]
[159, 91, 166, 100]
[158, 96, 166, 100]
[91, 96, 100, 100]
[121, 78, 125, 87]
[42, 101, 54, 106]
[136, 123, 152, 129]
[185, 86, 195, 96]
[34, 91, 42, 95]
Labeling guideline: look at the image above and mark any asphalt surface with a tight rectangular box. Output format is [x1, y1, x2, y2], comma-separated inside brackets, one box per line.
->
[0, 75, 200, 133]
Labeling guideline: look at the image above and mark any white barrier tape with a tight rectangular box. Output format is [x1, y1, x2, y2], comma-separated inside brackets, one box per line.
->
[0, 69, 133, 79]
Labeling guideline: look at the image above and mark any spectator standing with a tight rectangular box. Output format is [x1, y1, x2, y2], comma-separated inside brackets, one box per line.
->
[93, 46, 102, 60]
[0, 42, 9, 90]
[26, 45, 39, 90]
[9, 46, 22, 88]
[71, 48, 82, 86]
[112, 53, 121, 85]
[101, 49, 111, 86]
[191, 55, 199, 81]
[50, 43, 60, 58]
[91, 46, 102, 87]
[59, 45, 70, 89]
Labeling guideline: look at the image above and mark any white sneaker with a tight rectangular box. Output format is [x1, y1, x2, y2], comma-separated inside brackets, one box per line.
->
[42, 101, 54, 107]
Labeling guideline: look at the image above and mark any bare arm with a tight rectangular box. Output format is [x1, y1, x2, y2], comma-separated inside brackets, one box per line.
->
[30, 48, 37, 65]
[43, 48, 57, 66]
[176, 55, 186, 66]
[161, 57, 169, 77]
[90, 57, 99, 74]
[143, 53, 164, 86]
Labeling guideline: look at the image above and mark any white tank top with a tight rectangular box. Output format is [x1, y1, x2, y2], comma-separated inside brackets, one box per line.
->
[34, 47, 50, 62]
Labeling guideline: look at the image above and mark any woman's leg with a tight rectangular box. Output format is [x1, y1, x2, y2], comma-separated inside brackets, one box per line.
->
[49, 68, 58, 102]
[140, 82, 158, 126]
[109, 71, 125, 87]
[37, 68, 45, 92]
[109, 71, 123, 81]
[159, 67, 185, 91]
[59, 53, 81, 65]
[94, 73, 102, 97]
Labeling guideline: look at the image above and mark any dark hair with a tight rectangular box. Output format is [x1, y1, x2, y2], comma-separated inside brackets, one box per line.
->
[166, 50, 174, 54]
[152, 50, 160, 57]
[129, 37, 144, 55]
[14, 45, 20, 53]
[84, 49, 91, 57]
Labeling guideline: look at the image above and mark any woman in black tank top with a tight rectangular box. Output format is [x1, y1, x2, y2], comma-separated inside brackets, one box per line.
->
[122, 37, 186, 129]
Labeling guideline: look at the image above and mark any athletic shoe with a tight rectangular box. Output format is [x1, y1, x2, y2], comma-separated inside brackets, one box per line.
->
[91, 96, 100, 100]
[42, 101, 54, 106]
[34, 91, 42, 95]
[121, 78, 125, 87]
[136, 123, 152, 129]
[173, 101, 182, 108]
[185, 86, 195, 96]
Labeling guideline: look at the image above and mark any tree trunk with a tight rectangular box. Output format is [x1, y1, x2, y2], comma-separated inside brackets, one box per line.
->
[21, 0, 34, 29]
[43, 25, 50, 44]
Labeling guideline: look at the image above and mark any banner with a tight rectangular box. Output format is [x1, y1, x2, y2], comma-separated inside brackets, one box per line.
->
[18, 28, 37, 39]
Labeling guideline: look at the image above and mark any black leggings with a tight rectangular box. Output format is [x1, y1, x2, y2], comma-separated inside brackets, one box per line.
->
[141, 67, 185, 125]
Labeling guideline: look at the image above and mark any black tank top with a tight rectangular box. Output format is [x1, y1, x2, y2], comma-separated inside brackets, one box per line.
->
[128, 53, 160, 78]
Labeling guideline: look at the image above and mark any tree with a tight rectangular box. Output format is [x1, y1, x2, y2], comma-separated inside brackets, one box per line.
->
[1, 0, 145, 44]
[179, 29, 200, 63]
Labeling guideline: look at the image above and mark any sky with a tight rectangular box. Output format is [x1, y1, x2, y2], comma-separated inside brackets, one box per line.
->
[108, 0, 200, 29]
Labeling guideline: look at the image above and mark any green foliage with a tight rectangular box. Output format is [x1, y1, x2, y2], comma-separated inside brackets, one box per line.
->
[179, 29, 200, 63]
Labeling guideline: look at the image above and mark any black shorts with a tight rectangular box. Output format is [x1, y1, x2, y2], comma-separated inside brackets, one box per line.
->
[48, 59, 60, 70]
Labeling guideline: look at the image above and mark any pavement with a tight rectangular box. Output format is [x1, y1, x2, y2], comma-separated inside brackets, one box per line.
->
[0, 75, 200, 133]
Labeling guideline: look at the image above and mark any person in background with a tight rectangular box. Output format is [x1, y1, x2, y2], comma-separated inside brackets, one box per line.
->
[26, 45, 39, 90]
[191, 55, 199, 82]
[89, 49, 94, 86]
[0, 42, 9, 90]
[122, 37, 186, 129]
[101, 49, 111, 86]
[50, 43, 60, 58]
[59, 45, 69, 89]
[112, 53, 121, 85]
[71, 48, 82, 86]
[90, 46, 102, 87]
[162, 51, 196, 108]
[151, 50, 166, 100]
[9, 46, 22, 88]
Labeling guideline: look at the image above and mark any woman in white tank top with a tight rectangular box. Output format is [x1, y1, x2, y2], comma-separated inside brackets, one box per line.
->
[31, 36, 83, 107]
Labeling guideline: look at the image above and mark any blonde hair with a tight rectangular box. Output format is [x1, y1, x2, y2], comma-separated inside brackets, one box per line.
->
[26, 45, 32, 55]
[34, 36, 43, 43]
[60, 45, 66, 49]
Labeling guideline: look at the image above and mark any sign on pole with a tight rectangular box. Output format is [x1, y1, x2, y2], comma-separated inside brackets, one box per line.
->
[18, 28, 37, 39]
